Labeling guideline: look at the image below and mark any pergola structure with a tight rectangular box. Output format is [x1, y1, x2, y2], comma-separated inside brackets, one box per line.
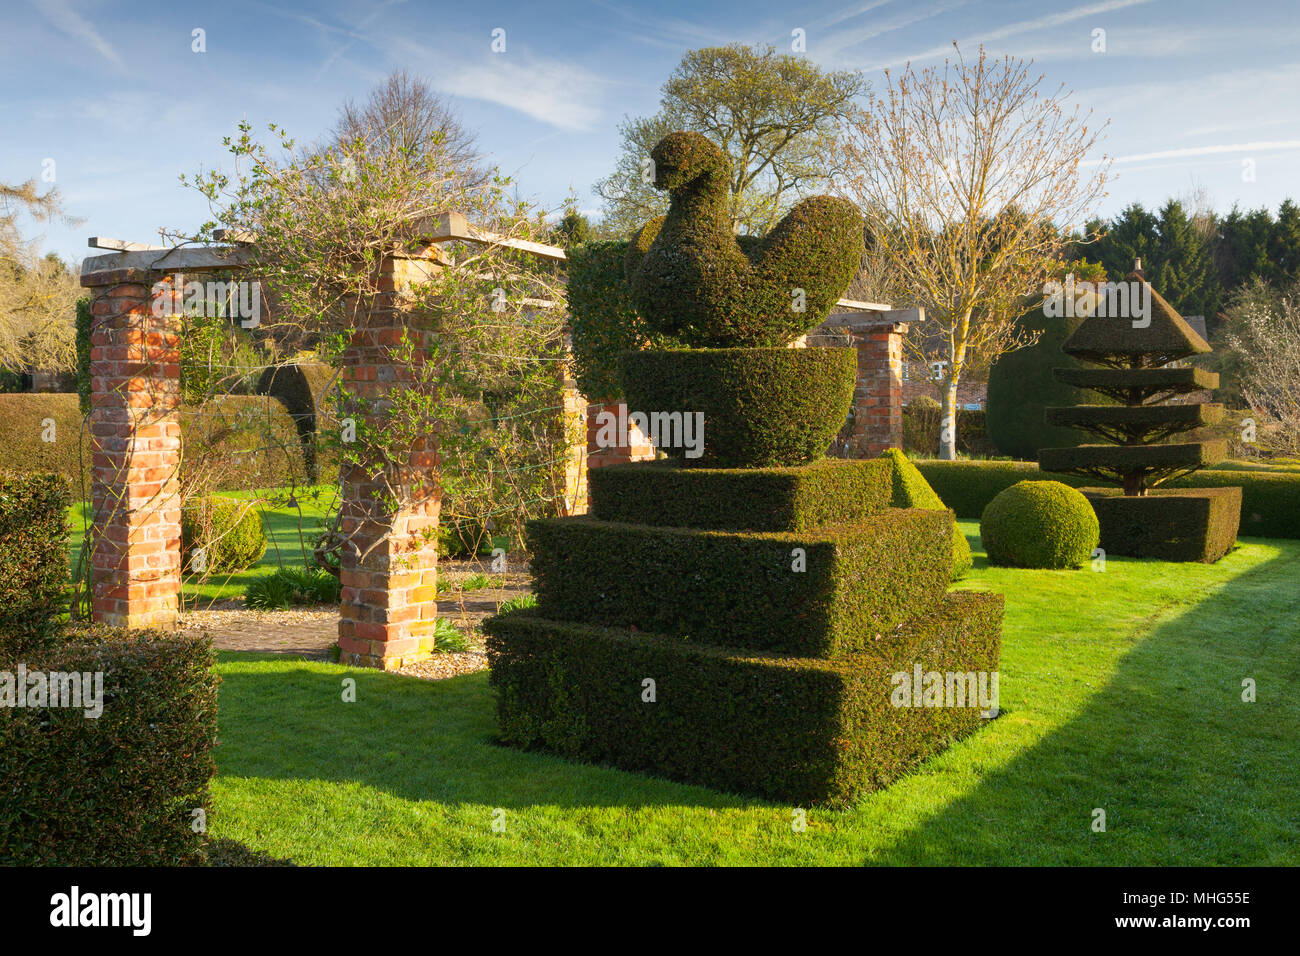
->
[80, 218, 920, 668]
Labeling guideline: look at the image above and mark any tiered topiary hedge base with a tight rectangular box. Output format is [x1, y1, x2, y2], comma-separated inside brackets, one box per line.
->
[485, 455, 1004, 807]
[1080, 486, 1242, 563]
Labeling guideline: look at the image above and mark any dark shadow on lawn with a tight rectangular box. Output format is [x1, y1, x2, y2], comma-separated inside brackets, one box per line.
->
[871, 546, 1300, 865]
[214, 653, 760, 811]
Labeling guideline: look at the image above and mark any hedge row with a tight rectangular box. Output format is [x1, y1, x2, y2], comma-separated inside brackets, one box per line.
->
[0, 393, 320, 494]
[526, 510, 952, 657]
[879, 449, 972, 579]
[588, 458, 892, 532]
[914, 459, 1300, 539]
[0, 471, 70, 659]
[902, 399, 994, 458]
[0, 628, 218, 865]
[485, 591, 1004, 806]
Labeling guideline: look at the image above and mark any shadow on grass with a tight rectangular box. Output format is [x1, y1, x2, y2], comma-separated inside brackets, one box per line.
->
[214, 651, 760, 811]
[873, 547, 1300, 865]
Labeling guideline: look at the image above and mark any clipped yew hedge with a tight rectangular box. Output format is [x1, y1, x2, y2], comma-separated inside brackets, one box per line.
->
[588, 458, 891, 532]
[0, 628, 218, 865]
[0, 471, 70, 659]
[526, 510, 952, 657]
[618, 347, 856, 468]
[485, 591, 1004, 807]
[879, 449, 972, 580]
[914, 459, 1299, 539]
[1084, 486, 1242, 563]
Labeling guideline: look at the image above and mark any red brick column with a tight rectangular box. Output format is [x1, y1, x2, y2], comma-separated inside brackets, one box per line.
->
[585, 401, 657, 469]
[337, 254, 441, 670]
[83, 271, 183, 629]
[846, 319, 906, 458]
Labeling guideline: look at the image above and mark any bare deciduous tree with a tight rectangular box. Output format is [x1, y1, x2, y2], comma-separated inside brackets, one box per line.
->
[836, 46, 1110, 459]
[1, 181, 82, 373]
[1223, 278, 1300, 458]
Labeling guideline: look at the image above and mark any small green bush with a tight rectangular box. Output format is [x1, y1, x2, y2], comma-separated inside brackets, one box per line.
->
[980, 480, 1100, 569]
[0, 628, 218, 865]
[879, 449, 972, 580]
[526, 510, 952, 657]
[433, 617, 470, 652]
[497, 593, 537, 614]
[182, 496, 267, 574]
[0, 471, 70, 659]
[485, 591, 1004, 806]
[588, 458, 891, 532]
[618, 347, 856, 468]
[245, 567, 340, 608]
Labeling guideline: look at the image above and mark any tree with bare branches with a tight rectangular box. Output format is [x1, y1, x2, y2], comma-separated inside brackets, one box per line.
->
[836, 46, 1110, 459]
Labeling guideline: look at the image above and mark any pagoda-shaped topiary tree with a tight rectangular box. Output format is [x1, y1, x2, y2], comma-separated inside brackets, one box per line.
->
[1039, 264, 1242, 561]
[484, 132, 1004, 806]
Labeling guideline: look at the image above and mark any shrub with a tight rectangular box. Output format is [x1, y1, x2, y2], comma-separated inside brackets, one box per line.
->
[526, 510, 952, 657]
[244, 567, 340, 608]
[485, 591, 1003, 807]
[879, 449, 972, 580]
[0, 394, 90, 495]
[625, 132, 864, 348]
[618, 347, 856, 468]
[0, 471, 70, 659]
[497, 593, 537, 614]
[0, 628, 218, 865]
[1083, 486, 1241, 563]
[438, 514, 495, 559]
[566, 240, 678, 402]
[980, 480, 1100, 569]
[588, 458, 892, 532]
[182, 496, 267, 574]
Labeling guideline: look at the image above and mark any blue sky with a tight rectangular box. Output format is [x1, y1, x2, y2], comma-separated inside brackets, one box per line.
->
[3, 0, 1299, 264]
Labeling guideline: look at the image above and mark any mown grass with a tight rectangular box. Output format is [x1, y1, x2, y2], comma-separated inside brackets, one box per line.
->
[210, 520, 1300, 865]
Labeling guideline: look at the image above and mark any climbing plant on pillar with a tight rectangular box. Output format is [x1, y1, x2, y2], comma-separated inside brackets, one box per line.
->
[177, 121, 571, 665]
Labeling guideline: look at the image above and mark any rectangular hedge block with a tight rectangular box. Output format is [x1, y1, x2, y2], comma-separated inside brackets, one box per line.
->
[484, 591, 1005, 807]
[588, 458, 892, 532]
[526, 510, 953, 656]
[1083, 486, 1242, 562]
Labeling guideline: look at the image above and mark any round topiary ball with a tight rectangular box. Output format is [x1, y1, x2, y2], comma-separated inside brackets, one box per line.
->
[980, 480, 1099, 569]
[182, 496, 267, 574]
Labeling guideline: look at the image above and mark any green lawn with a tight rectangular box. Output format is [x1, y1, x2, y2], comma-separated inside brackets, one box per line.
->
[209, 521, 1300, 865]
[68, 487, 336, 604]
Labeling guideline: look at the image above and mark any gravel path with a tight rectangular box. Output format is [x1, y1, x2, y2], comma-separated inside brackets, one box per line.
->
[184, 557, 530, 680]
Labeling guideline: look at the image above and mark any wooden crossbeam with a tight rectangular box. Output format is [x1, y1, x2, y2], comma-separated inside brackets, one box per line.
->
[87, 236, 169, 252]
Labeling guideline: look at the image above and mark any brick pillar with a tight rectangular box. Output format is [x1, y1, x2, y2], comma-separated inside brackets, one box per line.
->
[337, 254, 441, 670]
[83, 271, 183, 629]
[846, 319, 906, 458]
[585, 401, 657, 469]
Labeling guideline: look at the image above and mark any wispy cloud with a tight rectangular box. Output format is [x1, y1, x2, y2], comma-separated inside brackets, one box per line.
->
[1090, 140, 1300, 165]
[867, 0, 1157, 70]
[814, 0, 971, 64]
[32, 0, 124, 70]
[433, 55, 607, 131]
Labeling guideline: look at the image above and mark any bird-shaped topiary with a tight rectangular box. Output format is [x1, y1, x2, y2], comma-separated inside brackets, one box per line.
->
[625, 131, 864, 348]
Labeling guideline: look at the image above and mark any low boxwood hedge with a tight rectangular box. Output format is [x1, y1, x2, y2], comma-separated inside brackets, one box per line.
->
[0, 628, 218, 865]
[0, 471, 70, 659]
[526, 511, 952, 657]
[485, 591, 1004, 806]
[588, 458, 892, 532]
[913, 459, 1299, 539]
[980, 480, 1100, 569]
[1083, 486, 1242, 562]
[618, 347, 856, 468]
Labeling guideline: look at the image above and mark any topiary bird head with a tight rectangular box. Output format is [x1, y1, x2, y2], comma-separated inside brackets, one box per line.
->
[650, 131, 731, 197]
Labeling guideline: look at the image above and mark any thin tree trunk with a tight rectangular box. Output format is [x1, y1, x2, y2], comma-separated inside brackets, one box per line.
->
[939, 379, 959, 460]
